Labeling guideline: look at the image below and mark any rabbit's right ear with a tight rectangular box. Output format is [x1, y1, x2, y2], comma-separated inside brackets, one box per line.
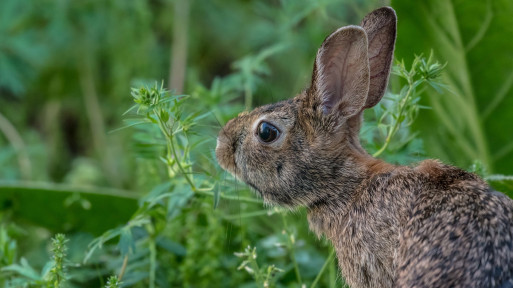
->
[360, 7, 397, 109]
[308, 26, 370, 119]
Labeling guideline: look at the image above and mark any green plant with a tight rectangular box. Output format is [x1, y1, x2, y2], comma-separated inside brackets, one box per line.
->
[105, 275, 122, 288]
[234, 246, 283, 288]
[392, 0, 513, 174]
[1, 1, 512, 287]
[47, 234, 68, 288]
[1, 233, 70, 288]
[360, 53, 446, 164]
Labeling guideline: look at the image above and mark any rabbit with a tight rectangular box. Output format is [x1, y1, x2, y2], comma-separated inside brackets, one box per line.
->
[215, 6, 513, 288]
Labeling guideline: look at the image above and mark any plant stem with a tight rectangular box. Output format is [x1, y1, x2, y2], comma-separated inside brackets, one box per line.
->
[169, 0, 190, 93]
[372, 80, 415, 158]
[168, 135, 196, 191]
[149, 237, 157, 288]
[154, 108, 196, 191]
[222, 208, 283, 220]
[329, 252, 336, 287]
[118, 255, 129, 281]
[310, 248, 335, 288]
[79, 59, 121, 187]
[244, 81, 252, 110]
[195, 189, 262, 204]
[282, 215, 302, 285]
[0, 111, 31, 179]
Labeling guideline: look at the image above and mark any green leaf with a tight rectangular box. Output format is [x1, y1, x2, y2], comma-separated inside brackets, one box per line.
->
[0, 181, 138, 234]
[486, 175, 513, 197]
[118, 227, 135, 256]
[1, 257, 42, 281]
[393, 0, 513, 174]
[156, 237, 186, 256]
[166, 184, 194, 219]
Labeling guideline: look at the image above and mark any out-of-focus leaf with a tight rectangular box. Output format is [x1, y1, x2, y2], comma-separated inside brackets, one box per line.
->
[0, 181, 138, 235]
[118, 227, 136, 256]
[0, 0, 47, 95]
[166, 184, 193, 219]
[393, 0, 513, 174]
[486, 175, 513, 197]
[156, 237, 186, 256]
[1, 257, 42, 281]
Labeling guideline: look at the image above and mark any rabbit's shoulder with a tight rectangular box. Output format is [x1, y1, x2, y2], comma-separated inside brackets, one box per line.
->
[396, 160, 513, 287]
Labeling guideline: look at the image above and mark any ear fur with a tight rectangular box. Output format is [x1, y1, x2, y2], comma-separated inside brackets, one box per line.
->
[360, 7, 397, 109]
[311, 26, 370, 118]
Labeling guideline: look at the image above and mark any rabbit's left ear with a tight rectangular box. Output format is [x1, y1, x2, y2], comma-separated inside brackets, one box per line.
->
[360, 7, 397, 109]
[309, 26, 370, 118]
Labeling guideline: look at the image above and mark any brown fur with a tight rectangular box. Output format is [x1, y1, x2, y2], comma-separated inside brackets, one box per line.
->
[216, 7, 513, 288]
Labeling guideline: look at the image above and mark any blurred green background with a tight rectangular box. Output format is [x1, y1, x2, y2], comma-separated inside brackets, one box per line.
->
[0, 0, 512, 287]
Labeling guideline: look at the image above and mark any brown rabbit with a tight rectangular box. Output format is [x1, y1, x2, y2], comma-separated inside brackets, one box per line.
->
[216, 7, 513, 288]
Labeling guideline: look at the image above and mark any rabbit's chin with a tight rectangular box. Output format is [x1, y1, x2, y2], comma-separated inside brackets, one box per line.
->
[244, 180, 307, 208]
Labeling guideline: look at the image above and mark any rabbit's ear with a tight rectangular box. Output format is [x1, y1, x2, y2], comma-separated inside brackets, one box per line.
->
[360, 7, 397, 109]
[310, 26, 370, 118]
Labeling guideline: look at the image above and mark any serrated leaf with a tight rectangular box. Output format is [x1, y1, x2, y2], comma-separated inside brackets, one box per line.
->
[118, 227, 135, 256]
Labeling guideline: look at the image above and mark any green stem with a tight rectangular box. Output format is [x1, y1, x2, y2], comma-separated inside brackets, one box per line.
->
[154, 108, 196, 191]
[195, 189, 262, 204]
[169, 0, 190, 93]
[244, 81, 252, 110]
[310, 248, 335, 288]
[118, 255, 129, 281]
[282, 215, 302, 284]
[168, 136, 196, 191]
[373, 80, 415, 157]
[0, 111, 31, 179]
[79, 59, 121, 187]
[329, 252, 337, 287]
[149, 237, 157, 288]
[248, 249, 263, 285]
[222, 208, 284, 220]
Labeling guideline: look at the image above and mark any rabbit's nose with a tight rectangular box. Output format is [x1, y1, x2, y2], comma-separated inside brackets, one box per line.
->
[215, 128, 236, 173]
[216, 128, 230, 151]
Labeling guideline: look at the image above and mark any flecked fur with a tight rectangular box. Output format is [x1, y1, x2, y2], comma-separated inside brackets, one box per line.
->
[216, 7, 513, 288]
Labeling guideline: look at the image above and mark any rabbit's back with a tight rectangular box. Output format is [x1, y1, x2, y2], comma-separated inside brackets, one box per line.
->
[310, 160, 513, 288]
[396, 161, 513, 287]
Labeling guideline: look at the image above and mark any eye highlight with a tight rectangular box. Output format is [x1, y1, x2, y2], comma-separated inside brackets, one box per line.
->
[257, 121, 280, 143]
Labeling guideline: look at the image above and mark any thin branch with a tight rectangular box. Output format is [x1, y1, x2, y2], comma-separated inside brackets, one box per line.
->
[465, 0, 493, 52]
[117, 255, 129, 281]
[493, 140, 513, 160]
[483, 69, 513, 120]
[169, 0, 190, 93]
[373, 80, 415, 157]
[79, 58, 121, 187]
[0, 111, 31, 179]
[310, 248, 335, 288]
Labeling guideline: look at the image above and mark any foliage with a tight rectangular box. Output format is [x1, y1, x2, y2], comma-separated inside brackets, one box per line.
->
[0, 0, 512, 287]
[1, 233, 69, 288]
[362, 52, 446, 162]
[234, 246, 283, 288]
[392, 0, 513, 174]
[104, 276, 122, 288]
[47, 234, 68, 288]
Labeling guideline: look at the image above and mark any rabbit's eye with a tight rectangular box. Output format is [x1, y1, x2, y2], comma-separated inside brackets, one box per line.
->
[257, 122, 280, 143]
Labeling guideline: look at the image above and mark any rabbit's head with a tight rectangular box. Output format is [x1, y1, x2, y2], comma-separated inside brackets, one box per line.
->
[216, 7, 397, 207]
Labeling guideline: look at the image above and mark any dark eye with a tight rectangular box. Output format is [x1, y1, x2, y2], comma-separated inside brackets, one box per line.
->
[257, 122, 280, 143]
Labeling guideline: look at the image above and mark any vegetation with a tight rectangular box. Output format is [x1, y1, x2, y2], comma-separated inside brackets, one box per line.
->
[0, 0, 512, 287]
